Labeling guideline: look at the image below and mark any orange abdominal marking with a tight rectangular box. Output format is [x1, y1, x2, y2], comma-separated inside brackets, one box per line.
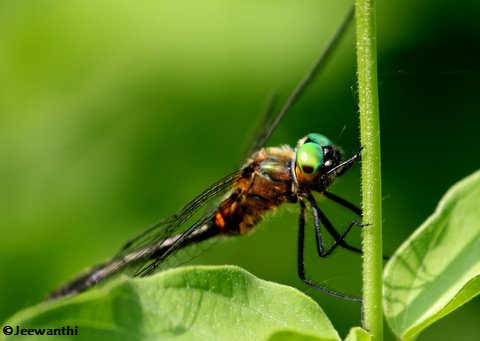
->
[215, 212, 226, 229]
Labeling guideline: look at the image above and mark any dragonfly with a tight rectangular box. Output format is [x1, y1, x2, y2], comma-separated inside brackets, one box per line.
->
[48, 7, 364, 303]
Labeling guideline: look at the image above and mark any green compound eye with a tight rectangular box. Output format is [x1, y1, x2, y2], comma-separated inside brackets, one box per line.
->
[305, 133, 332, 147]
[296, 142, 324, 174]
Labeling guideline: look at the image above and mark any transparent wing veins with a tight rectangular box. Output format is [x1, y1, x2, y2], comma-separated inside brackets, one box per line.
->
[116, 170, 242, 261]
[245, 6, 354, 153]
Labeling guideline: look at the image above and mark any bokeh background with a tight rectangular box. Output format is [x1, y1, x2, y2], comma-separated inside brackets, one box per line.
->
[1, 0, 479, 339]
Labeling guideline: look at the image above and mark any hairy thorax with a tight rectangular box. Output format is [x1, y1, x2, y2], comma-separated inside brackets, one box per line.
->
[214, 146, 298, 235]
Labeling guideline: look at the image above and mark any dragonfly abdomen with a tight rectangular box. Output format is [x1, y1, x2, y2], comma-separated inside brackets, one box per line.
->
[214, 194, 278, 235]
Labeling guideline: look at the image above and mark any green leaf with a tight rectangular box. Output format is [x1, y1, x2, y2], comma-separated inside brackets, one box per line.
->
[383, 170, 480, 340]
[3, 265, 340, 341]
[344, 327, 371, 341]
[267, 329, 330, 341]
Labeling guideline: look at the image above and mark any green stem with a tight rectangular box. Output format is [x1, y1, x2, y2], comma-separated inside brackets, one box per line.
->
[355, 1, 383, 340]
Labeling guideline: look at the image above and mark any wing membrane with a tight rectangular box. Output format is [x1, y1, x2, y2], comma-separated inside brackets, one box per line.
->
[48, 170, 241, 300]
[245, 7, 354, 154]
[241, 92, 279, 162]
[116, 170, 241, 268]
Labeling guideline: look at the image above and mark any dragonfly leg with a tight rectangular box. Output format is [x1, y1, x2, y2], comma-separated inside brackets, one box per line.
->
[324, 147, 362, 179]
[307, 193, 363, 256]
[310, 193, 390, 260]
[323, 191, 362, 216]
[297, 200, 362, 302]
[336, 147, 362, 177]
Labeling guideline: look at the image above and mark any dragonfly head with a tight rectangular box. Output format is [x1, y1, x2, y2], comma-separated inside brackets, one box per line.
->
[294, 133, 342, 190]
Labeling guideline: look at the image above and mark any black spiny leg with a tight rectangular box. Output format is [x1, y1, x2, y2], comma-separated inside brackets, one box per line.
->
[323, 191, 362, 216]
[317, 192, 390, 260]
[325, 147, 362, 178]
[307, 194, 363, 256]
[297, 200, 362, 302]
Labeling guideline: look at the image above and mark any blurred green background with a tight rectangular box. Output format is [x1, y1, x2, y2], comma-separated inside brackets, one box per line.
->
[1, 0, 479, 339]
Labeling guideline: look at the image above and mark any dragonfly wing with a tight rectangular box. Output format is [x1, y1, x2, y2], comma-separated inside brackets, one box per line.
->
[132, 211, 216, 277]
[115, 170, 242, 276]
[47, 171, 241, 300]
[241, 92, 279, 162]
[242, 7, 354, 156]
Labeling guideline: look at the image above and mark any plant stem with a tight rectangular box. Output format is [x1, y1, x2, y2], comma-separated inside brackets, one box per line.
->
[355, 0, 383, 340]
